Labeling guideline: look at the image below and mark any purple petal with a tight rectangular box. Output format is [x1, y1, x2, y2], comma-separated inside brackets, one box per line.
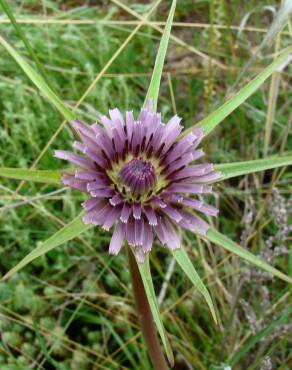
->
[109, 194, 124, 206]
[180, 197, 218, 216]
[125, 111, 135, 142]
[186, 171, 222, 183]
[178, 209, 209, 235]
[126, 219, 135, 246]
[168, 183, 213, 194]
[92, 203, 112, 225]
[192, 128, 204, 148]
[90, 188, 115, 198]
[134, 218, 144, 246]
[79, 134, 100, 152]
[87, 179, 110, 192]
[160, 218, 180, 249]
[142, 222, 153, 252]
[192, 149, 205, 161]
[75, 140, 108, 166]
[163, 153, 194, 176]
[131, 122, 142, 153]
[75, 171, 100, 181]
[92, 125, 115, 158]
[72, 120, 94, 138]
[150, 122, 164, 152]
[109, 222, 125, 255]
[81, 197, 103, 211]
[73, 141, 86, 153]
[161, 115, 182, 153]
[144, 205, 158, 226]
[112, 127, 124, 155]
[54, 150, 96, 171]
[133, 203, 142, 220]
[83, 148, 109, 168]
[82, 200, 107, 224]
[161, 204, 182, 222]
[151, 197, 167, 208]
[171, 164, 213, 181]
[155, 217, 167, 245]
[143, 113, 156, 148]
[163, 138, 195, 165]
[120, 203, 132, 223]
[102, 206, 121, 231]
[109, 108, 126, 142]
[99, 114, 114, 139]
[61, 174, 88, 191]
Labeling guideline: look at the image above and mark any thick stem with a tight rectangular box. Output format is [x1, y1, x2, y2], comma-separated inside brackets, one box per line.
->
[128, 247, 169, 370]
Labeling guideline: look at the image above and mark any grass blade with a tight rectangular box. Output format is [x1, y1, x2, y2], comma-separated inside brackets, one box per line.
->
[229, 308, 292, 366]
[145, 0, 177, 110]
[213, 156, 292, 182]
[206, 228, 292, 284]
[1, 212, 92, 281]
[0, 167, 67, 184]
[0, 35, 76, 121]
[138, 256, 174, 366]
[180, 47, 292, 138]
[0, 0, 55, 91]
[172, 248, 217, 324]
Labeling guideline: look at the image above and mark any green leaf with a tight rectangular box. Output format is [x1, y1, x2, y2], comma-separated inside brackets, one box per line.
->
[206, 228, 292, 284]
[213, 156, 292, 182]
[145, 0, 177, 110]
[0, 0, 54, 92]
[172, 248, 217, 324]
[0, 167, 68, 184]
[180, 47, 292, 138]
[0, 35, 76, 122]
[1, 212, 92, 281]
[229, 308, 292, 366]
[138, 255, 174, 366]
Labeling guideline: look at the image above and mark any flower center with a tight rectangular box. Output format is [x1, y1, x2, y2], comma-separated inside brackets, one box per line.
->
[120, 157, 157, 196]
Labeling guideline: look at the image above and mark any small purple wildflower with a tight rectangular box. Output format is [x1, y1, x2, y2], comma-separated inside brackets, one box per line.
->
[54, 101, 220, 262]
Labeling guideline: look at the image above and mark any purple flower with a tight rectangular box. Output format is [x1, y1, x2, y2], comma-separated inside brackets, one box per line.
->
[54, 101, 220, 262]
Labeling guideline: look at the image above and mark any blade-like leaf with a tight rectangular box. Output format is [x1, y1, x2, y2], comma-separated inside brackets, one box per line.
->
[180, 47, 292, 138]
[172, 248, 217, 324]
[0, 35, 76, 122]
[0, 167, 68, 184]
[212, 156, 292, 182]
[138, 256, 174, 366]
[206, 228, 292, 284]
[1, 212, 92, 281]
[0, 0, 54, 91]
[145, 0, 177, 110]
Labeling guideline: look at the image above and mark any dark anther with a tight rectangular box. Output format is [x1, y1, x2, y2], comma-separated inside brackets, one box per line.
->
[156, 143, 165, 157]
[147, 190, 153, 197]
[112, 138, 116, 151]
[146, 145, 153, 158]
[135, 145, 140, 157]
[166, 165, 185, 179]
[141, 136, 146, 151]
[160, 164, 169, 175]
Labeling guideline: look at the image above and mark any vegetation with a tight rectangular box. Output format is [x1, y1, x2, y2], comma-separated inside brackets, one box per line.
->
[0, 1, 291, 369]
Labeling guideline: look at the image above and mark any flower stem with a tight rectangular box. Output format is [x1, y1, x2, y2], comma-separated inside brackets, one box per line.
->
[128, 247, 169, 370]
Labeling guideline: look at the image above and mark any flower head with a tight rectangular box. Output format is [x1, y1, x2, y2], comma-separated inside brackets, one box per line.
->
[54, 101, 220, 261]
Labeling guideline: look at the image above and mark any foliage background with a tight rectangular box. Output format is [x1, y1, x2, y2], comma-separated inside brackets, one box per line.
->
[0, 0, 291, 369]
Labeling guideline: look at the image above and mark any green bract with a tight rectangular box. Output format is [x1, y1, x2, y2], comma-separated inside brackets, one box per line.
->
[0, 0, 291, 368]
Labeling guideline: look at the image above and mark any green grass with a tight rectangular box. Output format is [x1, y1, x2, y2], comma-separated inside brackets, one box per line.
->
[0, 1, 291, 369]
